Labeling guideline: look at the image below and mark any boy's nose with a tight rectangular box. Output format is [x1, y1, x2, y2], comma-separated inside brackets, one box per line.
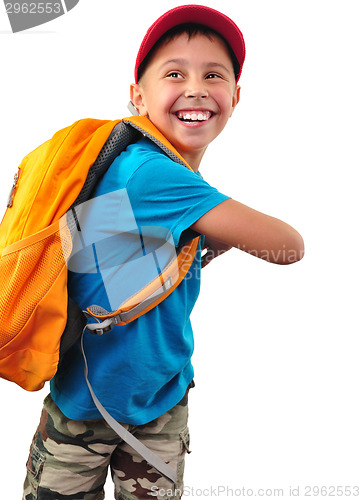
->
[185, 85, 208, 99]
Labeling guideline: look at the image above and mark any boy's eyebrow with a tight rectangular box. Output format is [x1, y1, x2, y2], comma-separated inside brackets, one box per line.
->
[160, 58, 187, 67]
[160, 58, 232, 74]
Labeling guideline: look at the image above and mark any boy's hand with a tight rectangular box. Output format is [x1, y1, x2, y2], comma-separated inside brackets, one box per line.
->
[201, 237, 232, 268]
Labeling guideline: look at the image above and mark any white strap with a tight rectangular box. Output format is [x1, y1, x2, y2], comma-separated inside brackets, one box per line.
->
[80, 329, 177, 484]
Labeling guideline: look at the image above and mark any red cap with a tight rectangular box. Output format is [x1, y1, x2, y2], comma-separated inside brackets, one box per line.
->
[134, 4, 246, 83]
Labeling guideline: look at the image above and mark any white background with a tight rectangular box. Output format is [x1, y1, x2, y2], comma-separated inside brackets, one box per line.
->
[1, 1, 360, 498]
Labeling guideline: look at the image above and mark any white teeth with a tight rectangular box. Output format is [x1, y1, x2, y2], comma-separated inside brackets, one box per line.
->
[177, 111, 210, 121]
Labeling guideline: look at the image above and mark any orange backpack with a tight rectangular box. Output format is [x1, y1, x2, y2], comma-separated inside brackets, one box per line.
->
[0, 116, 199, 392]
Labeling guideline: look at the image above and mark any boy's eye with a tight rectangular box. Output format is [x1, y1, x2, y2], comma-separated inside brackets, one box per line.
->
[205, 73, 222, 80]
[166, 72, 183, 79]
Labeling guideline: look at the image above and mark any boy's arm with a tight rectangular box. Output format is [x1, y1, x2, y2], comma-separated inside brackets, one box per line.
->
[191, 199, 304, 265]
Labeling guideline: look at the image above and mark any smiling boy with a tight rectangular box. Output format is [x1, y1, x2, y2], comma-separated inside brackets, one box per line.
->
[23, 5, 304, 500]
[131, 29, 240, 170]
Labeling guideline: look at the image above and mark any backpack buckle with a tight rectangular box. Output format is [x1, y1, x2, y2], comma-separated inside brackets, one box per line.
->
[85, 317, 114, 335]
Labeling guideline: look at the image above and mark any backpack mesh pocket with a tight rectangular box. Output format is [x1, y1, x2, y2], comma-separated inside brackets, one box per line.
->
[0, 221, 72, 348]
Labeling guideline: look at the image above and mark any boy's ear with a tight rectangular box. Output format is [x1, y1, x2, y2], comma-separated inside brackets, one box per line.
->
[130, 83, 148, 116]
[230, 85, 241, 117]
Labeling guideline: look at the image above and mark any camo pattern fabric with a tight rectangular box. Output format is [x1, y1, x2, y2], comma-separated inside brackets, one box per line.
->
[23, 385, 193, 500]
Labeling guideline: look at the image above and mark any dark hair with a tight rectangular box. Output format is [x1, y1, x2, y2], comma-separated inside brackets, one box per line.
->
[137, 23, 240, 82]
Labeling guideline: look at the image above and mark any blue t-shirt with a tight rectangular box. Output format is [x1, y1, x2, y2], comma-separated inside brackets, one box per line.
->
[51, 137, 229, 425]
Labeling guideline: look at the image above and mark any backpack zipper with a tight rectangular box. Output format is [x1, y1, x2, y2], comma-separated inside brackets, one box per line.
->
[7, 168, 21, 208]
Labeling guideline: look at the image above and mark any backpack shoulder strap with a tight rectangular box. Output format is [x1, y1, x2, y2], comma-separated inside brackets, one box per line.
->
[71, 116, 200, 331]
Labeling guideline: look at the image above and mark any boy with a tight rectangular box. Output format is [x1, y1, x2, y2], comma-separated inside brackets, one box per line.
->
[23, 5, 304, 500]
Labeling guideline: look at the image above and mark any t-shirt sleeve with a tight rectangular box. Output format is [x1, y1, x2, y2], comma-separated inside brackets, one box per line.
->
[125, 154, 230, 247]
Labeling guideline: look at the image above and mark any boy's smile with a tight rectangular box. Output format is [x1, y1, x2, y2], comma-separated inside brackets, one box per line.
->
[131, 33, 240, 170]
[174, 110, 212, 123]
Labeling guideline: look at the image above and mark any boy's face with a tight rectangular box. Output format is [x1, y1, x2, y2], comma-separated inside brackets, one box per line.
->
[131, 33, 240, 170]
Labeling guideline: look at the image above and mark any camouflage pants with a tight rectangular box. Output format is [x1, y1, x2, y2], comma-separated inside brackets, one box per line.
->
[23, 388, 192, 500]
